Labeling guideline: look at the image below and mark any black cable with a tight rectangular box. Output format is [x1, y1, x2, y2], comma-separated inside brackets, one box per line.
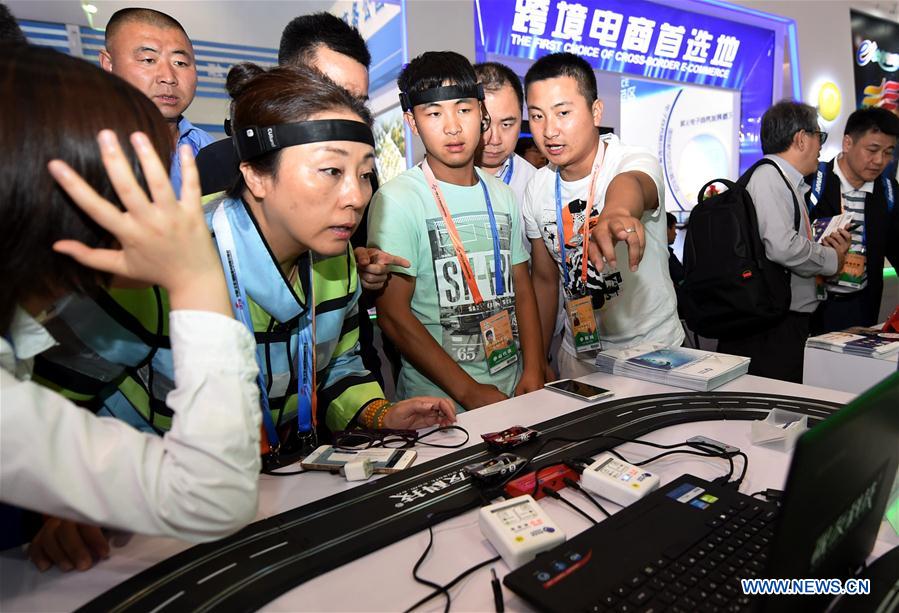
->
[604, 439, 745, 485]
[481, 431, 747, 499]
[406, 496, 490, 613]
[411, 522, 450, 613]
[730, 451, 749, 487]
[750, 488, 783, 501]
[563, 477, 610, 518]
[529, 463, 560, 497]
[262, 467, 307, 476]
[335, 425, 470, 450]
[261, 451, 309, 476]
[541, 486, 597, 525]
[403, 554, 502, 613]
[686, 441, 738, 484]
[417, 425, 471, 448]
[380, 425, 471, 449]
[606, 447, 733, 477]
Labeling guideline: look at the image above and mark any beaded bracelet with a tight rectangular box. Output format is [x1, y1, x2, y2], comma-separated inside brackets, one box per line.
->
[359, 398, 391, 429]
[372, 402, 393, 430]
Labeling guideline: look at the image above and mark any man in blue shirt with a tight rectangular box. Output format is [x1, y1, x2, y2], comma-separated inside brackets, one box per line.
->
[99, 8, 212, 195]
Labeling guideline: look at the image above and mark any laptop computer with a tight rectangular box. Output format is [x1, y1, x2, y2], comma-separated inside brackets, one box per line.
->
[504, 372, 899, 612]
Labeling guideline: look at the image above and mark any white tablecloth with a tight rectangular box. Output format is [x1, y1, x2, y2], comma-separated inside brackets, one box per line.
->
[2, 373, 894, 612]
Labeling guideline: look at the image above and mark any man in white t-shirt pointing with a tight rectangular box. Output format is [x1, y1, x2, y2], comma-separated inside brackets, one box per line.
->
[522, 52, 683, 378]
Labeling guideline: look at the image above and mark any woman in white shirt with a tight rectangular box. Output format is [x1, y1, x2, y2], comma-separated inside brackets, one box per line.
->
[0, 45, 262, 567]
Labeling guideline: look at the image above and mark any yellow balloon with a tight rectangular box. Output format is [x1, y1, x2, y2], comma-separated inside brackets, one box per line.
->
[818, 82, 841, 122]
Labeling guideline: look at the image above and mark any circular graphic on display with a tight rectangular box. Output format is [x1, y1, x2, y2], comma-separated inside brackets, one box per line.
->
[818, 81, 842, 122]
[676, 133, 729, 206]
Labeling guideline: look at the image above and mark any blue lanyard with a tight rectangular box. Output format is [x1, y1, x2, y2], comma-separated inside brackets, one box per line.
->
[808, 161, 828, 213]
[211, 204, 315, 450]
[479, 177, 506, 296]
[883, 173, 895, 213]
[501, 155, 514, 185]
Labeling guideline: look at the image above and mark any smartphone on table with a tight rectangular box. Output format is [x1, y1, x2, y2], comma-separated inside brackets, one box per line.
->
[544, 379, 614, 401]
[300, 446, 417, 473]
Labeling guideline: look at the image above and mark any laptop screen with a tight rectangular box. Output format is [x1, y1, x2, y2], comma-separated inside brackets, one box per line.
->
[767, 371, 899, 582]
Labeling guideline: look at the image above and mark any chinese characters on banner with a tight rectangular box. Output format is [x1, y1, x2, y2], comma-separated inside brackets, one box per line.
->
[509, 0, 742, 80]
[476, 0, 779, 172]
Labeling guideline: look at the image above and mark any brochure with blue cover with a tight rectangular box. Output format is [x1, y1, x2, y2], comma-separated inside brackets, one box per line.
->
[595, 344, 750, 390]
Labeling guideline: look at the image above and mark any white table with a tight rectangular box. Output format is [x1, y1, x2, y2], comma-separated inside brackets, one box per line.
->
[2, 374, 894, 612]
[803, 345, 898, 394]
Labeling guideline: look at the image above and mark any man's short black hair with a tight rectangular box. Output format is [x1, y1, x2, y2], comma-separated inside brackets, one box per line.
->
[760, 99, 818, 155]
[105, 8, 187, 45]
[844, 106, 899, 141]
[666, 212, 677, 228]
[474, 61, 524, 109]
[525, 52, 597, 105]
[0, 4, 26, 45]
[279, 12, 370, 68]
[398, 51, 478, 101]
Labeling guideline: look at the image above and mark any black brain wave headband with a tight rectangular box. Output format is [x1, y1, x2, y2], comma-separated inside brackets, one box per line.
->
[231, 119, 375, 162]
[399, 83, 485, 112]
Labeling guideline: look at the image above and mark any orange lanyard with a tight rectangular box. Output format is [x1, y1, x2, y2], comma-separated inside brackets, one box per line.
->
[554, 141, 605, 286]
[421, 159, 504, 304]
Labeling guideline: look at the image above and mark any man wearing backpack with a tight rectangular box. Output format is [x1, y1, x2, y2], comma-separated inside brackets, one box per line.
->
[716, 101, 851, 382]
[804, 107, 899, 333]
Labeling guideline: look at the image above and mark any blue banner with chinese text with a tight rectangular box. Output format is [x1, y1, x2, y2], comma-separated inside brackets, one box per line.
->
[475, 0, 778, 172]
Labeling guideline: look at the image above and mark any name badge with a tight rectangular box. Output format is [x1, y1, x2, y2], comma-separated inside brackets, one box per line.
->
[836, 252, 866, 288]
[566, 295, 601, 353]
[480, 309, 519, 374]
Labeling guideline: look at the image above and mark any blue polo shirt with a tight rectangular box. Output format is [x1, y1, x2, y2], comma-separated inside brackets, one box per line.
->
[170, 116, 214, 196]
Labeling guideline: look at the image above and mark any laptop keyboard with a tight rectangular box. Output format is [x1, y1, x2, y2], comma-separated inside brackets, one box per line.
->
[588, 499, 779, 613]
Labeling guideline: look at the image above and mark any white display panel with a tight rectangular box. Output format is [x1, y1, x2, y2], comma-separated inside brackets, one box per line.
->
[372, 105, 407, 183]
[620, 77, 740, 216]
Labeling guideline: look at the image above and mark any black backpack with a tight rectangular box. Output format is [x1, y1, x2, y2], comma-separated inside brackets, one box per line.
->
[681, 158, 800, 340]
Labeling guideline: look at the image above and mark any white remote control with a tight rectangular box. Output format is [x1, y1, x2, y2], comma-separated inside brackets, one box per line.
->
[478, 495, 566, 569]
[580, 453, 660, 507]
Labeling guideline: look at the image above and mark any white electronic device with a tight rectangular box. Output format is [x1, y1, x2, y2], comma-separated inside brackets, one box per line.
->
[580, 453, 660, 507]
[478, 495, 566, 569]
[341, 458, 374, 482]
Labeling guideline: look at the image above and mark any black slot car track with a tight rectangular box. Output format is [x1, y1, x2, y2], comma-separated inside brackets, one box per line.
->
[79, 392, 842, 613]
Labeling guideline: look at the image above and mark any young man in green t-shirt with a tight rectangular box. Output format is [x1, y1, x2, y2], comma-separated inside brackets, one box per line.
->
[367, 51, 545, 410]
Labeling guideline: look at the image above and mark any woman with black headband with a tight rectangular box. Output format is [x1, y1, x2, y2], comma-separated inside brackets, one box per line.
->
[211, 63, 456, 444]
[29, 63, 455, 571]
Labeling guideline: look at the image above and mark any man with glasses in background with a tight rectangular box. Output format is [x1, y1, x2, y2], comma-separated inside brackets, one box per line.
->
[717, 101, 851, 382]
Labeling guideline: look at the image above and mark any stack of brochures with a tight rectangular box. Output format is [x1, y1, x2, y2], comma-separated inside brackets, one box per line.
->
[806, 326, 899, 357]
[594, 344, 751, 391]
